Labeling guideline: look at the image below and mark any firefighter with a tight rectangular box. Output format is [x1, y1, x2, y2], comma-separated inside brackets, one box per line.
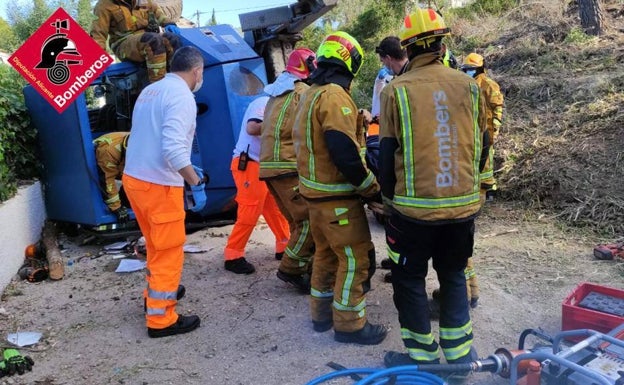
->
[122, 46, 207, 338]
[93, 131, 130, 223]
[461, 52, 505, 200]
[259, 48, 317, 292]
[90, 0, 182, 83]
[293, 31, 387, 345]
[224, 96, 291, 275]
[379, 8, 490, 369]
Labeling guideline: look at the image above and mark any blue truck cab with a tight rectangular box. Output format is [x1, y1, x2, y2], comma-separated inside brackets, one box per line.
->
[23, 0, 337, 232]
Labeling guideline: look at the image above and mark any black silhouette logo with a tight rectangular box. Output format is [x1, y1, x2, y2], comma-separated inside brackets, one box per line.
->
[35, 19, 82, 85]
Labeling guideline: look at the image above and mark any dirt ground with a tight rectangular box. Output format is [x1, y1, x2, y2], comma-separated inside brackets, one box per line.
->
[0, 200, 621, 385]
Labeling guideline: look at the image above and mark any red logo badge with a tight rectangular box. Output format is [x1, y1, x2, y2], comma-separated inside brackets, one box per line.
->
[9, 7, 113, 113]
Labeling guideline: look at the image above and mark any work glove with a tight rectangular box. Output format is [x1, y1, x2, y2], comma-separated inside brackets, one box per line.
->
[0, 349, 34, 376]
[186, 165, 208, 213]
[188, 183, 207, 213]
[164, 24, 181, 35]
[114, 206, 130, 223]
[193, 165, 209, 185]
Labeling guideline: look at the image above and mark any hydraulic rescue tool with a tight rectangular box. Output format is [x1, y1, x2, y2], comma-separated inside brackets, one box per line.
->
[308, 324, 624, 385]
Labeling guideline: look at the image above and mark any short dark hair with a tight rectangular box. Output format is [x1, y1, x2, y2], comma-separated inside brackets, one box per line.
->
[375, 36, 407, 60]
[406, 39, 443, 61]
[170, 46, 204, 72]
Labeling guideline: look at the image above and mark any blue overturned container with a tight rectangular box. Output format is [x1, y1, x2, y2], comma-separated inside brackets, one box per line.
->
[24, 24, 267, 228]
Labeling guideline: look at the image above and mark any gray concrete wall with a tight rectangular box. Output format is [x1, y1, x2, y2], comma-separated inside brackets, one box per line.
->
[0, 182, 46, 292]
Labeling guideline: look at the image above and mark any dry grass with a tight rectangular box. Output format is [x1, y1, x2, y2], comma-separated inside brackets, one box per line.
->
[451, 0, 624, 236]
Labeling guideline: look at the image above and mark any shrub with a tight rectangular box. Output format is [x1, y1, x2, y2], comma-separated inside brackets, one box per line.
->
[0, 64, 38, 202]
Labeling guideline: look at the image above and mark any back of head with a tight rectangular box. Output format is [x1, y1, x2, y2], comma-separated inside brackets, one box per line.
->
[286, 48, 317, 80]
[315, 31, 364, 77]
[170, 46, 204, 73]
[375, 36, 407, 61]
[399, 8, 450, 59]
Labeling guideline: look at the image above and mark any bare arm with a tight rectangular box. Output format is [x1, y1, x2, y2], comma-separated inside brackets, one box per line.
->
[178, 164, 202, 186]
[245, 119, 263, 136]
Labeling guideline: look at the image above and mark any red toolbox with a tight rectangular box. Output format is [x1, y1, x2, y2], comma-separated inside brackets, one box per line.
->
[562, 282, 624, 337]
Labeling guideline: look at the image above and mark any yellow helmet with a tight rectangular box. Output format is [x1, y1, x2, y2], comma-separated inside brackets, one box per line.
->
[316, 31, 364, 76]
[399, 8, 450, 48]
[462, 53, 484, 68]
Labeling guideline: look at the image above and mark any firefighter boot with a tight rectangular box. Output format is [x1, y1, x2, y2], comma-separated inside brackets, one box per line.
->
[384, 351, 440, 367]
[334, 322, 388, 345]
[276, 270, 311, 294]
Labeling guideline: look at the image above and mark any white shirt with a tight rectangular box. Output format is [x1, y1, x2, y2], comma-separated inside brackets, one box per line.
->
[233, 96, 269, 162]
[124, 73, 197, 186]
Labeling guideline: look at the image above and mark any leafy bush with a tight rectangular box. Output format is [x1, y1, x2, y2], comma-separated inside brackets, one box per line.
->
[564, 27, 594, 44]
[0, 64, 38, 202]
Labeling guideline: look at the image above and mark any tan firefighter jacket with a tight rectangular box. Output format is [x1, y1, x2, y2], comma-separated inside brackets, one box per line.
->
[91, 0, 173, 52]
[379, 52, 487, 222]
[93, 132, 129, 211]
[293, 83, 379, 200]
[474, 72, 504, 141]
[259, 81, 309, 180]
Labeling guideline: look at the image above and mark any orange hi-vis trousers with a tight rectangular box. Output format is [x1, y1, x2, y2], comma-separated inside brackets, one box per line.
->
[224, 157, 290, 261]
[122, 174, 186, 329]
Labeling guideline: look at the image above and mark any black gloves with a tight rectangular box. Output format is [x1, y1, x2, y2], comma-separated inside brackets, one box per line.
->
[362, 191, 382, 205]
[0, 349, 34, 376]
[114, 206, 129, 223]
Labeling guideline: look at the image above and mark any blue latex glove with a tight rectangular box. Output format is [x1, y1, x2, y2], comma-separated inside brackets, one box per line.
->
[189, 183, 207, 212]
[193, 165, 206, 183]
[164, 24, 180, 34]
[186, 165, 208, 212]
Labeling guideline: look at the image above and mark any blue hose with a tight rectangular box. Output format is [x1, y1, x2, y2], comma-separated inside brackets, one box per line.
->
[305, 365, 446, 385]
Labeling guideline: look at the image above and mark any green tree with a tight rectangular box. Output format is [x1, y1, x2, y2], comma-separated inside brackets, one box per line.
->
[0, 18, 19, 51]
[75, 0, 95, 30]
[208, 8, 217, 26]
[10, 0, 53, 43]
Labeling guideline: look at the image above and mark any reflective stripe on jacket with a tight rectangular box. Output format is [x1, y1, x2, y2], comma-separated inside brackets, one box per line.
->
[294, 83, 378, 200]
[380, 52, 487, 222]
[259, 81, 308, 179]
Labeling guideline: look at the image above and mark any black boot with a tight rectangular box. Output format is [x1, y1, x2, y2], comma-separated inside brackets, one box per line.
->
[334, 322, 387, 345]
[312, 320, 333, 332]
[147, 314, 200, 338]
[224, 258, 255, 274]
[276, 270, 310, 294]
[384, 351, 440, 367]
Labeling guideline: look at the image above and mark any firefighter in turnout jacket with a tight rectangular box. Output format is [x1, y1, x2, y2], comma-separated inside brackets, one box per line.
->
[293, 32, 387, 345]
[90, 0, 181, 82]
[93, 131, 130, 222]
[461, 52, 504, 198]
[260, 48, 317, 293]
[380, 9, 490, 368]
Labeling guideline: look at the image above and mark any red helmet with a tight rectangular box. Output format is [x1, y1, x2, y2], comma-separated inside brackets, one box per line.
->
[286, 48, 317, 79]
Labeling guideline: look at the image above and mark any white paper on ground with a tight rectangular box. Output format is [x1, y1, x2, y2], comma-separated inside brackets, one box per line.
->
[7, 331, 42, 347]
[183, 244, 208, 253]
[104, 241, 129, 250]
[115, 259, 146, 273]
